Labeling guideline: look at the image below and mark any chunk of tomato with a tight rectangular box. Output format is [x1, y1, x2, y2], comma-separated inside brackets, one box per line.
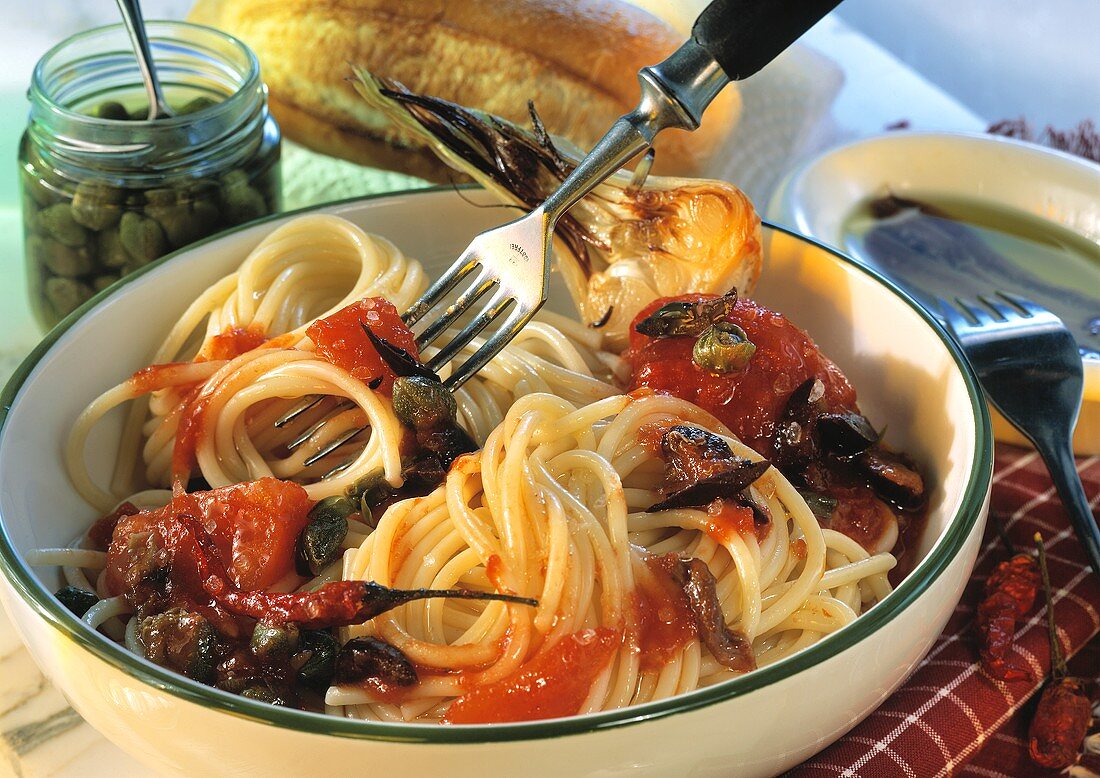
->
[306, 297, 418, 393]
[626, 294, 857, 457]
[106, 478, 312, 598]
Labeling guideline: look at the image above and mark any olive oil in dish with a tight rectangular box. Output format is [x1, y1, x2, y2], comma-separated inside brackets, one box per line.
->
[843, 194, 1100, 357]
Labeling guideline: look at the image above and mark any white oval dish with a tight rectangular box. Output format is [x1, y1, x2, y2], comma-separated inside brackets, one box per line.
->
[0, 189, 992, 777]
[768, 131, 1100, 454]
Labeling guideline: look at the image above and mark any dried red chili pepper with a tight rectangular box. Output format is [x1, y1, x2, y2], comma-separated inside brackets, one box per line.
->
[1028, 533, 1093, 770]
[167, 513, 537, 630]
[976, 551, 1039, 681]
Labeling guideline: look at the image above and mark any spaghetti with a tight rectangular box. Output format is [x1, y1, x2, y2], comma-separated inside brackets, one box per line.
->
[42, 213, 910, 724]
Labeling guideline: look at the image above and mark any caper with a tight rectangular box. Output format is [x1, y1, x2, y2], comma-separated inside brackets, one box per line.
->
[250, 620, 300, 662]
[138, 608, 217, 682]
[39, 203, 89, 247]
[356, 493, 374, 528]
[97, 228, 130, 269]
[146, 202, 204, 248]
[144, 188, 177, 207]
[692, 321, 756, 373]
[344, 469, 387, 528]
[55, 586, 98, 617]
[179, 95, 219, 115]
[220, 170, 268, 225]
[294, 630, 340, 688]
[71, 181, 123, 230]
[32, 236, 93, 277]
[22, 196, 42, 234]
[44, 277, 93, 318]
[93, 274, 118, 292]
[797, 489, 839, 521]
[240, 681, 290, 706]
[189, 199, 222, 237]
[180, 179, 220, 204]
[391, 376, 456, 430]
[21, 145, 65, 207]
[92, 100, 129, 120]
[296, 496, 353, 576]
[119, 211, 167, 263]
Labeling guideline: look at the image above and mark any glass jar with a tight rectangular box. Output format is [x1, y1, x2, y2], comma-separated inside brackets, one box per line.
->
[20, 21, 282, 329]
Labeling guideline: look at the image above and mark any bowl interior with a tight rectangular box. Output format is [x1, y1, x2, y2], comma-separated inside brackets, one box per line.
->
[769, 131, 1100, 246]
[0, 188, 988, 734]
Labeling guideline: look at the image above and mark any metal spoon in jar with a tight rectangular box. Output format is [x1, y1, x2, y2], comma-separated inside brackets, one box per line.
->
[115, 0, 174, 120]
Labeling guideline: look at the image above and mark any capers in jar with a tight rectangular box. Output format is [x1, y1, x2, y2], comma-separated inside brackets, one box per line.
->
[38, 203, 89, 247]
[119, 211, 168, 263]
[92, 100, 129, 120]
[70, 181, 123, 230]
[28, 235, 93, 277]
[692, 321, 756, 373]
[44, 277, 93, 318]
[96, 228, 129, 269]
[391, 376, 457, 430]
[93, 274, 117, 292]
[220, 169, 268, 225]
[179, 95, 219, 114]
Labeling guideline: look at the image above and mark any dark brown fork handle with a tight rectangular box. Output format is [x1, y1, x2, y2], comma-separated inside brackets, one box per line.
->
[693, 0, 844, 80]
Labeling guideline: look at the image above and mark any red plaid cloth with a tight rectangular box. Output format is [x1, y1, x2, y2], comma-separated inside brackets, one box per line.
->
[791, 443, 1100, 777]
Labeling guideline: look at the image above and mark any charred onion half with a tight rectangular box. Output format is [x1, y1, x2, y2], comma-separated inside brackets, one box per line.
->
[352, 69, 763, 350]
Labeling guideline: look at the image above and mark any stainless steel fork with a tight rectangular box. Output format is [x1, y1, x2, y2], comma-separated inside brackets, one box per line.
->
[403, 0, 842, 389]
[273, 0, 842, 467]
[938, 293, 1100, 575]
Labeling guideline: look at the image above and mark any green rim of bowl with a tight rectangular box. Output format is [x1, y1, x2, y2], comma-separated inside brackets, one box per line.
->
[0, 187, 993, 744]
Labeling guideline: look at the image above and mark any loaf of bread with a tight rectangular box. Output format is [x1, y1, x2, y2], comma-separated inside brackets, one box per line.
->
[188, 0, 741, 180]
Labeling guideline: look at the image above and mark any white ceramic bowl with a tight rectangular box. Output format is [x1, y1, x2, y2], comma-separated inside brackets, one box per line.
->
[0, 190, 992, 777]
[768, 131, 1100, 454]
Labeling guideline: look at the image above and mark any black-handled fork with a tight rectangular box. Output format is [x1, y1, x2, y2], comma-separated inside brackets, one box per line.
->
[939, 293, 1100, 575]
[401, 0, 843, 389]
[280, 0, 843, 470]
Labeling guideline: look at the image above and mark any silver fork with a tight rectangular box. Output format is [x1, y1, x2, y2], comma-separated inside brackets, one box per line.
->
[273, 0, 843, 466]
[938, 293, 1100, 575]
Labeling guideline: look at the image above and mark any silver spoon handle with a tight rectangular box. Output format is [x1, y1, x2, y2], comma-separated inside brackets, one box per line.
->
[115, 0, 172, 120]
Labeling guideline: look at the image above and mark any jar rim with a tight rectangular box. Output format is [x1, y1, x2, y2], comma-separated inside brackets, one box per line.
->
[31, 20, 261, 128]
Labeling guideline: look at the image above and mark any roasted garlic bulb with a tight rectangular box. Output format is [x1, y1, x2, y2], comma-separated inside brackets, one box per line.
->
[354, 71, 763, 350]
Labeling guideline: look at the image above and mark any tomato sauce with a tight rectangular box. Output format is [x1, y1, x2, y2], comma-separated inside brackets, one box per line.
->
[198, 325, 267, 362]
[485, 554, 507, 592]
[128, 362, 196, 394]
[442, 627, 620, 723]
[626, 295, 857, 458]
[306, 297, 419, 394]
[171, 386, 208, 486]
[632, 554, 696, 670]
[704, 500, 764, 544]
